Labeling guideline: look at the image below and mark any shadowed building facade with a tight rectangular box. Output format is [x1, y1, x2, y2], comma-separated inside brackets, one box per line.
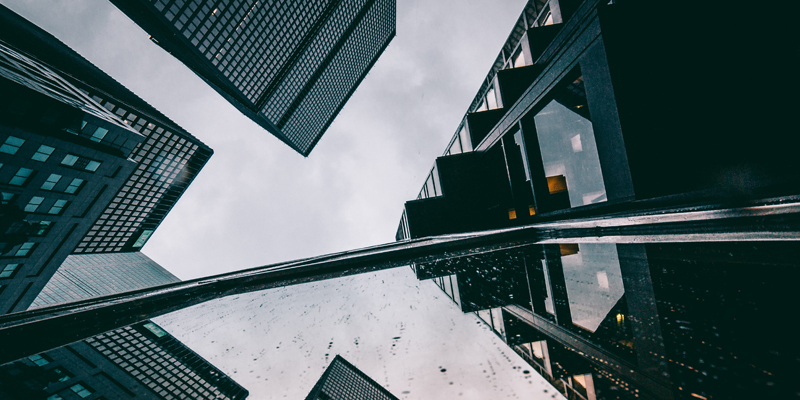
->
[30, 252, 180, 308]
[107, 0, 396, 156]
[0, 5, 211, 313]
[305, 355, 398, 400]
[0, 320, 248, 399]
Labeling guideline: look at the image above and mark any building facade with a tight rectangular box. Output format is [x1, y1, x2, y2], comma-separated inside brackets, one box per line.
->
[108, 0, 396, 156]
[415, 241, 800, 400]
[30, 252, 180, 308]
[0, 320, 248, 400]
[0, 5, 212, 313]
[397, 0, 799, 240]
[304, 355, 398, 400]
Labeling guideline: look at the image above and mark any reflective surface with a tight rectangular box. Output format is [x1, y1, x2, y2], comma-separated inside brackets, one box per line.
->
[2, 231, 800, 399]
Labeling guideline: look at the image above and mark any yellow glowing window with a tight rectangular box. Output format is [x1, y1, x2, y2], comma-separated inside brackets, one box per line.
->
[547, 175, 568, 194]
[528, 205, 536, 216]
[508, 209, 517, 220]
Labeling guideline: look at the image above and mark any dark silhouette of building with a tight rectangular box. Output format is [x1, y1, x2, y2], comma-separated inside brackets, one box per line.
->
[396, 0, 799, 241]
[305, 355, 398, 400]
[0, 320, 248, 399]
[108, 0, 396, 156]
[0, 5, 212, 313]
[30, 252, 180, 308]
[415, 241, 800, 400]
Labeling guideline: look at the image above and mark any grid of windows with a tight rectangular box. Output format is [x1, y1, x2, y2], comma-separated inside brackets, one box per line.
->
[262, 0, 368, 123]
[73, 93, 208, 254]
[311, 356, 398, 400]
[85, 324, 247, 400]
[31, 252, 180, 308]
[278, 0, 394, 154]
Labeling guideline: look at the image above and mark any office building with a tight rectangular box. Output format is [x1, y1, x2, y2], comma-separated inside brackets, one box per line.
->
[0, 5, 212, 313]
[108, 0, 396, 156]
[305, 355, 398, 400]
[396, 0, 798, 240]
[30, 252, 180, 308]
[0, 320, 248, 399]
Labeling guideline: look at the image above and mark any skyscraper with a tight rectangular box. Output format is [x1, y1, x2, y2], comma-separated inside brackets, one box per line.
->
[0, 320, 249, 399]
[305, 355, 398, 400]
[108, 0, 396, 156]
[30, 252, 180, 308]
[0, 5, 212, 313]
[397, 0, 798, 240]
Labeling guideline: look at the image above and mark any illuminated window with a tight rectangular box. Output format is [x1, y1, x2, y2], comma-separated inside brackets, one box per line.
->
[70, 383, 93, 398]
[40, 174, 62, 190]
[31, 145, 55, 162]
[15, 242, 36, 257]
[0, 264, 19, 278]
[132, 230, 154, 248]
[28, 354, 49, 366]
[90, 127, 109, 142]
[1, 192, 15, 204]
[0, 136, 25, 155]
[508, 208, 517, 219]
[143, 322, 168, 337]
[85, 161, 101, 172]
[48, 200, 68, 215]
[61, 154, 79, 166]
[24, 196, 45, 212]
[64, 178, 84, 194]
[9, 168, 33, 186]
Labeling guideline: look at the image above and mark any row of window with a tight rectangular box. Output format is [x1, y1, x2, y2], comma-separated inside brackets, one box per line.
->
[0, 242, 36, 259]
[2, 136, 102, 171]
[24, 196, 69, 215]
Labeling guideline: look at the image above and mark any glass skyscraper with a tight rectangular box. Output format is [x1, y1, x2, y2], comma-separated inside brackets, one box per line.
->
[30, 252, 180, 308]
[108, 0, 396, 156]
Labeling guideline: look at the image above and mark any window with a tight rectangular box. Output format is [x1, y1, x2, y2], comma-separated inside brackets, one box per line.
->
[61, 154, 79, 166]
[46, 394, 64, 400]
[533, 69, 607, 209]
[48, 200, 68, 215]
[28, 354, 49, 366]
[1, 192, 15, 204]
[15, 242, 35, 257]
[143, 322, 168, 337]
[70, 383, 93, 398]
[90, 127, 109, 142]
[64, 178, 84, 194]
[0, 264, 19, 278]
[85, 160, 101, 172]
[132, 230, 154, 248]
[40, 174, 62, 190]
[24, 196, 45, 212]
[31, 145, 55, 162]
[9, 168, 33, 186]
[0, 136, 25, 155]
[30, 221, 52, 236]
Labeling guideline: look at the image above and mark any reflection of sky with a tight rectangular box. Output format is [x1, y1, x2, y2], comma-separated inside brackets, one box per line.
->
[155, 267, 563, 400]
[560, 244, 624, 332]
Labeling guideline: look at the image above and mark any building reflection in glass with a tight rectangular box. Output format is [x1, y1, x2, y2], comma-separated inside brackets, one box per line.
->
[415, 241, 800, 400]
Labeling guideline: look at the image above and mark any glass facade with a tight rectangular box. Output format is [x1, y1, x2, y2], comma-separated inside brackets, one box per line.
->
[111, 0, 396, 155]
[305, 355, 398, 400]
[30, 252, 180, 308]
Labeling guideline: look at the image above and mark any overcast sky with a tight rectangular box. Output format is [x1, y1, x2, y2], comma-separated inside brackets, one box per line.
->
[3, 0, 526, 279]
[1, 1, 569, 399]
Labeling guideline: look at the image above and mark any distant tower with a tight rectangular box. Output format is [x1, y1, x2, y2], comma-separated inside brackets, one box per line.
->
[305, 355, 398, 400]
[108, 0, 396, 156]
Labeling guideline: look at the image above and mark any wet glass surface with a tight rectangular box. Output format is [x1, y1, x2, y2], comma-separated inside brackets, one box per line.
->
[2, 234, 799, 400]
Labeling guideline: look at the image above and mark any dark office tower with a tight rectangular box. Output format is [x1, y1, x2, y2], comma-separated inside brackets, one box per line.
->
[0, 37, 143, 314]
[0, 6, 213, 255]
[30, 252, 180, 308]
[397, 0, 799, 240]
[0, 5, 212, 313]
[0, 320, 249, 399]
[108, 0, 396, 156]
[304, 355, 398, 400]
